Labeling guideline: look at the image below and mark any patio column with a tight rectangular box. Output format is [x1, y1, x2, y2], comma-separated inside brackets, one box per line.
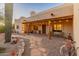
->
[73, 4, 79, 55]
[27, 23, 30, 34]
[5, 3, 13, 43]
[48, 20, 52, 40]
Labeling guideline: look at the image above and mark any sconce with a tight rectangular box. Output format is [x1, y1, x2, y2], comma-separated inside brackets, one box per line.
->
[65, 20, 69, 22]
[59, 20, 62, 22]
[51, 13, 54, 16]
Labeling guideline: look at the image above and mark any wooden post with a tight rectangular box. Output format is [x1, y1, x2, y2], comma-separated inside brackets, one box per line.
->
[5, 3, 13, 43]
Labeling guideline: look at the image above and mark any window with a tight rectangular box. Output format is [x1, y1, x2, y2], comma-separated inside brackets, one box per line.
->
[22, 24, 26, 30]
[54, 24, 62, 30]
[57, 24, 62, 30]
[54, 24, 57, 30]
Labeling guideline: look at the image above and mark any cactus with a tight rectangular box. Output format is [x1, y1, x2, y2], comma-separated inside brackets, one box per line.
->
[5, 3, 13, 43]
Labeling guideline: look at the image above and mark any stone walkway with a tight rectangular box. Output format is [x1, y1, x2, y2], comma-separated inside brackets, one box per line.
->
[23, 34, 65, 56]
[0, 33, 65, 56]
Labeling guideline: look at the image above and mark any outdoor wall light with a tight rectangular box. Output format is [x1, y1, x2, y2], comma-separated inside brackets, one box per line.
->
[54, 21, 56, 23]
[51, 13, 54, 16]
[65, 20, 69, 22]
[59, 20, 62, 22]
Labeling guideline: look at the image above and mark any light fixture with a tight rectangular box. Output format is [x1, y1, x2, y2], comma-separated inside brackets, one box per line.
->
[59, 20, 62, 22]
[51, 13, 54, 16]
[48, 20, 51, 24]
[66, 20, 69, 22]
[54, 21, 56, 23]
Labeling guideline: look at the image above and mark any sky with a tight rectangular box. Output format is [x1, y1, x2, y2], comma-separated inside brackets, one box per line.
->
[0, 3, 4, 16]
[13, 3, 62, 20]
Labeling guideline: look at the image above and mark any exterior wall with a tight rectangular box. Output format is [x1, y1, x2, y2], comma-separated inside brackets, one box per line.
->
[62, 20, 73, 37]
[38, 25, 42, 34]
[15, 20, 23, 33]
[51, 19, 73, 37]
[73, 4, 79, 56]
[46, 26, 49, 35]
[15, 17, 27, 34]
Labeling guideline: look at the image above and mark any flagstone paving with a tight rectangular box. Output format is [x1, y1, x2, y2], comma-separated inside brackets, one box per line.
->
[0, 33, 65, 56]
[23, 34, 65, 56]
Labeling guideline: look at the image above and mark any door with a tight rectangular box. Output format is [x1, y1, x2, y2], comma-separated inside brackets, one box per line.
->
[42, 24, 46, 34]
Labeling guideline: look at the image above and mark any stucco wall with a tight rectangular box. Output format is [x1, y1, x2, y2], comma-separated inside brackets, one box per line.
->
[62, 20, 73, 37]
[73, 4, 79, 56]
[46, 26, 49, 35]
[15, 19, 23, 33]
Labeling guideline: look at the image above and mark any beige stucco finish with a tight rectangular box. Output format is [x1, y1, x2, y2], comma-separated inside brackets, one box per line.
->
[73, 4, 79, 56]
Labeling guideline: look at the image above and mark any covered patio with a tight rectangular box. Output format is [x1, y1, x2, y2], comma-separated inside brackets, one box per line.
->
[22, 15, 73, 38]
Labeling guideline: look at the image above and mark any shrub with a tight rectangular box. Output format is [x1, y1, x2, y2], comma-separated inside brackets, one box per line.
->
[0, 26, 5, 33]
